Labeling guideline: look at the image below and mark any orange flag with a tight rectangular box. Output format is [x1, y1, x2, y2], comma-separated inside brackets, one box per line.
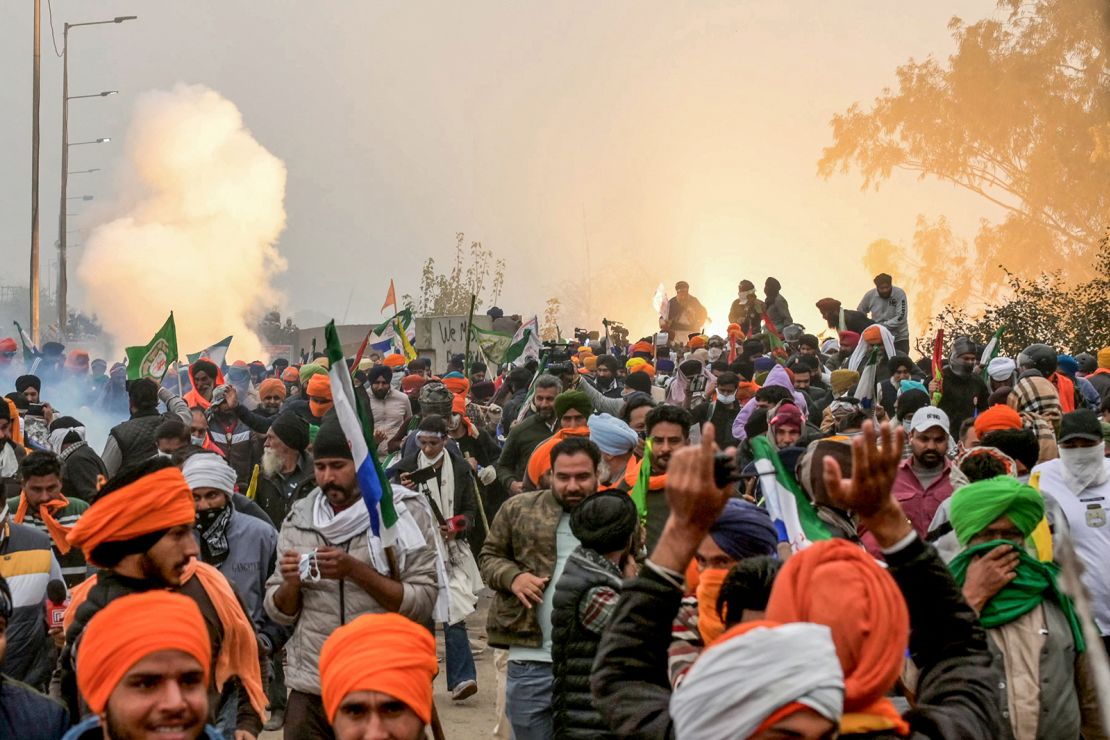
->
[381, 279, 397, 313]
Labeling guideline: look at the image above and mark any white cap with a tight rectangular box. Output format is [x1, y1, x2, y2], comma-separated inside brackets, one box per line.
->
[909, 406, 950, 435]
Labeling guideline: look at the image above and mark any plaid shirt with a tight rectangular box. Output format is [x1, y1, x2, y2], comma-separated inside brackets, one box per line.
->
[578, 584, 620, 634]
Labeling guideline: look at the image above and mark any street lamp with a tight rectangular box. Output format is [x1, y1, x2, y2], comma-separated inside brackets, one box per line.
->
[69, 138, 111, 145]
[57, 14, 136, 334]
[68, 168, 100, 174]
[68, 90, 118, 100]
[67, 195, 94, 201]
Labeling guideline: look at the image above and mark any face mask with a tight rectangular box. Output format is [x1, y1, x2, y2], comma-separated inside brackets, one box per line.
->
[950, 360, 974, 377]
[196, 505, 228, 529]
[310, 399, 334, 418]
[707, 348, 723, 362]
[716, 392, 737, 404]
[446, 414, 462, 432]
[191, 434, 206, 447]
[1059, 444, 1108, 491]
[738, 289, 755, 302]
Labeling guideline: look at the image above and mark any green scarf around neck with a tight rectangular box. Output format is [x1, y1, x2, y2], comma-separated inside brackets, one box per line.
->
[950, 539, 1085, 652]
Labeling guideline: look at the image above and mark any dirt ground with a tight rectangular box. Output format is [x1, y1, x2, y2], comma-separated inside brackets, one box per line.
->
[261, 592, 500, 739]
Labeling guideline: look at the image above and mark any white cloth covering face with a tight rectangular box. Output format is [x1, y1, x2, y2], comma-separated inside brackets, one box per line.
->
[669, 622, 844, 740]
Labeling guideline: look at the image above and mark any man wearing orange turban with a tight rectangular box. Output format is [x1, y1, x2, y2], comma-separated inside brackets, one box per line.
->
[69, 591, 224, 739]
[319, 613, 438, 740]
[61, 459, 266, 737]
[305, 372, 333, 419]
[973, 404, 1023, 437]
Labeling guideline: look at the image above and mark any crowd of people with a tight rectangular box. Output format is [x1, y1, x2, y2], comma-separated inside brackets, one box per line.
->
[0, 271, 1109, 740]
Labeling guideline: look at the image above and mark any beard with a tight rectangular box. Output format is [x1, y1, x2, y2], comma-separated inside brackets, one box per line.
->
[261, 447, 284, 478]
[106, 706, 204, 740]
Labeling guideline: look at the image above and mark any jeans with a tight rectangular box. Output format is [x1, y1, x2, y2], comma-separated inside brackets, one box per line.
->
[506, 660, 554, 740]
[444, 620, 478, 690]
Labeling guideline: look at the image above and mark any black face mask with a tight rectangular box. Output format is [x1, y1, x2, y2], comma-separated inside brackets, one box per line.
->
[950, 361, 975, 377]
[197, 506, 228, 530]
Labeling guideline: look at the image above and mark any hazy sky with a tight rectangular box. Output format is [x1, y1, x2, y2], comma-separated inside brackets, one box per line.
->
[2, 1, 1002, 341]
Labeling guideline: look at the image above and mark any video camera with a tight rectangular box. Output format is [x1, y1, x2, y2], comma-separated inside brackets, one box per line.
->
[541, 341, 573, 365]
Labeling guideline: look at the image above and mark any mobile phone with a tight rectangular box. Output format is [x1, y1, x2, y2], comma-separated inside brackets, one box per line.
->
[406, 466, 439, 486]
[446, 515, 467, 533]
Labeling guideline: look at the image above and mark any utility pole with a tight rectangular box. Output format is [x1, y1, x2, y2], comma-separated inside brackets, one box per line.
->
[57, 23, 70, 334]
[30, 0, 41, 344]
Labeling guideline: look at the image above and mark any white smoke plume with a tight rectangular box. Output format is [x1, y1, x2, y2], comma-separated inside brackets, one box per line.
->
[78, 83, 287, 362]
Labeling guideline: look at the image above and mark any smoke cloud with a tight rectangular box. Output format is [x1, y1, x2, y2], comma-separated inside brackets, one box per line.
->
[77, 83, 287, 361]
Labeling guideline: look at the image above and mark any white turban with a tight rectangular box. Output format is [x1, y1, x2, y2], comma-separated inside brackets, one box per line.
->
[987, 356, 1016, 383]
[670, 622, 844, 740]
[182, 452, 237, 494]
[588, 413, 639, 456]
[48, 424, 85, 454]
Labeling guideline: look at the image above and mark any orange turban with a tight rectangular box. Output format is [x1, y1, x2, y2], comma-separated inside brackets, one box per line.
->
[630, 341, 654, 355]
[258, 378, 286, 400]
[65, 349, 90, 370]
[319, 613, 438, 725]
[727, 323, 743, 339]
[306, 373, 334, 417]
[383, 354, 406, 368]
[583, 356, 597, 372]
[67, 467, 196, 563]
[442, 376, 470, 397]
[688, 336, 707, 350]
[633, 363, 656, 379]
[77, 591, 210, 714]
[973, 404, 1023, 436]
[766, 539, 908, 720]
[861, 326, 883, 345]
[281, 366, 300, 383]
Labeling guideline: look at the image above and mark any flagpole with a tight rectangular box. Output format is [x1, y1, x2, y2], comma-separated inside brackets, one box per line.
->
[463, 294, 476, 377]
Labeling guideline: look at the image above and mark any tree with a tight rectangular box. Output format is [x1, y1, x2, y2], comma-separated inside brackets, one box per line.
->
[924, 233, 1110, 356]
[821, 0, 1110, 309]
[403, 233, 506, 317]
[541, 297, 562, 341]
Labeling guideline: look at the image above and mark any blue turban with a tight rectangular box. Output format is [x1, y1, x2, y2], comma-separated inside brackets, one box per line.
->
[899, 379, 928, 395]
[1057, 354, 1078, 378]
[588, 413, 639, 456]
[753, 357, 776, 373]
[709, 500, 777, 560]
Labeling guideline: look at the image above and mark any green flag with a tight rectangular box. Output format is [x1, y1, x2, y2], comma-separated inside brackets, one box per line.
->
[125, 313, 178, 381]
[470, 324, 514, 364]
[371, 308, 413, 338]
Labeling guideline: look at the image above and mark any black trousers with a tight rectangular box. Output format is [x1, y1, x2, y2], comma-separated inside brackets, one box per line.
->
[284, 690, 335, 740]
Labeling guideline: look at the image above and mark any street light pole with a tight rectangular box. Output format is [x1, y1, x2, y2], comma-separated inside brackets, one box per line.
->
[58, 22, 70, 333]
[56, 15, 135, 335]
[30, 0, 41, 344]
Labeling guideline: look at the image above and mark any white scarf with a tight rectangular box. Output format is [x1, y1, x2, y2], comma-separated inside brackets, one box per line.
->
[0, 443, 18, 478]
[418, 451, 453, 520]
[1059, 444, 1109, 493]
[311, 491, 372, 545]
[48, 424, 86, 454]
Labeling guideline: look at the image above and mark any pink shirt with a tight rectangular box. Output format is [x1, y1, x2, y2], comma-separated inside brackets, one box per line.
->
[861, 457, 953, 557]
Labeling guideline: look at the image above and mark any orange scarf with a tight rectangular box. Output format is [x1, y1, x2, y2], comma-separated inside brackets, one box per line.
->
[526, 427, 591, 487]
[695, 568, 729, 644]
[623, 456, 667, 491]
[15, 493, 72, 554]
[1051, 372, 1076, 413]
[186, 560, 268, 720]
[62, 561, 268, 721]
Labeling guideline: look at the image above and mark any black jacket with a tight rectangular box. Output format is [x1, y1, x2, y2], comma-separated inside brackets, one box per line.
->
[0, 676, 68, 739]
[937, 369, 989, 437]
[253, 453, 315, 526]
[689, 399, 741, 448]
[392, 453, 478, 537]
[107, 411, 164, 473]
[59, 442, 106, 502]
[553, 547, 622, 739]
[591, 537, 1003, 739]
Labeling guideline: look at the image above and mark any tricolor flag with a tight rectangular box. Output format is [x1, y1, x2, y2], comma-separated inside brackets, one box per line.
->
[980, 326, 1006, 384]
[505, 316, 542, 365]
[853, 347, 881, 410]
[325, 321, 398, 544]
[187, 336, 233, 369]
[750, 436, 831, 552]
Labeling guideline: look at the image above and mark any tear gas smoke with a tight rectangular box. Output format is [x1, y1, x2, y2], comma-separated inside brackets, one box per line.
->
[77, 83, 287, 362]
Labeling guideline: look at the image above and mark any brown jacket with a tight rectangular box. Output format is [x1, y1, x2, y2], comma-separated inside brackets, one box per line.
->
[479, 488, 564, 648]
